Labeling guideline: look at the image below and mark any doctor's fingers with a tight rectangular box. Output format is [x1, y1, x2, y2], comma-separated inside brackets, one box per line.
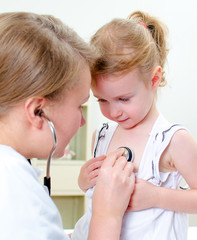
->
[122, 161, 135, 177]
[129, 172, 136, 193]
[113, 155, 130, 171]
[102, 148, 125, 168]
[114, 158, 135, 188]
[114, 159, 135, 189]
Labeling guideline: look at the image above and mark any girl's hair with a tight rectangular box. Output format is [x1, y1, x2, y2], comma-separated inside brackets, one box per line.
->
[0, 12, 95, 113]
[90, 11, 169, 86]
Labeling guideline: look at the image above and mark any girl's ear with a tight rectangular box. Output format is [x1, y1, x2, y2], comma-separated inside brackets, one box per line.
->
[24, 97, 47, 129]
[151, 66, 162, 90]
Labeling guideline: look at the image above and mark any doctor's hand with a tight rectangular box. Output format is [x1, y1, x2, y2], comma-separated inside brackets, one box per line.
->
[88, 149, 135, 240]
[78, 155, 105, 192]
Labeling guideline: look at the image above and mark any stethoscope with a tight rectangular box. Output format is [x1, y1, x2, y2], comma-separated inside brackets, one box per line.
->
[35, 109, 57, 195]
[93, 123, 135, 162]
[120, 146, 134, 162]
[44, 119, 57, 195]
[35, 110, 134, 195]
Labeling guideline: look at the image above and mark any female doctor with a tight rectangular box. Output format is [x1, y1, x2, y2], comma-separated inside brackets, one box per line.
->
[0, 12, 135, 240]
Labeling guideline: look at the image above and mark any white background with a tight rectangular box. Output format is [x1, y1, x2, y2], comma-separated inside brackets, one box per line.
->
[1, 0, 197, 141]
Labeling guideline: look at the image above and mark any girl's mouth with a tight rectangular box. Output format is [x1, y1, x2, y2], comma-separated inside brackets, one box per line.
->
[117, 118, 129, 123]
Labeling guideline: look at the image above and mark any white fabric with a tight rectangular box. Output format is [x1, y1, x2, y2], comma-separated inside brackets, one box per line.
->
[0, 145, 69, 240]
[72, 114, 188, 240]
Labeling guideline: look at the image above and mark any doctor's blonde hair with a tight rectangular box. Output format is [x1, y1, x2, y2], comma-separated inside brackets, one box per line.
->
[0, 12, 95, 113]
[90, 11, 169, 86]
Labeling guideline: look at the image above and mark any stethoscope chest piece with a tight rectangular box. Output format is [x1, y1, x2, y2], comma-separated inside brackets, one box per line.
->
[119, 146, 134, 162]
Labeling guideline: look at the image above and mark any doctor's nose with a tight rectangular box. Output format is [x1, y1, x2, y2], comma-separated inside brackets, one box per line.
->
[80, 114, 86, 127]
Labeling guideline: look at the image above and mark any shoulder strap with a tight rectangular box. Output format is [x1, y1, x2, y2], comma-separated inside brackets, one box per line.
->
[152, 124, 187, 182]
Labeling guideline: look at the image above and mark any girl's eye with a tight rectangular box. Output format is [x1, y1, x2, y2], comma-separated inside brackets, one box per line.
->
[119, 98, 129, 102]
[97, 99, 107, 103]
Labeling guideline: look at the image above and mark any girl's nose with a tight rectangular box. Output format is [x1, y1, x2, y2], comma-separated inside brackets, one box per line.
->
[110, 106, 122, 119]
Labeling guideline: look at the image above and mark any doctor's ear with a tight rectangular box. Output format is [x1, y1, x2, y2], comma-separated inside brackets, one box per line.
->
[25, 97, 46, 128]
[151, 66, 162, 90]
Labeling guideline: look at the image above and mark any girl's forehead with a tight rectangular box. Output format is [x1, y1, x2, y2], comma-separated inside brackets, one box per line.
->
[96, 71, 137, 86]
[93, 76, 134, 98]
[97, 68, 144, 81]
[95, 68, 153, 91]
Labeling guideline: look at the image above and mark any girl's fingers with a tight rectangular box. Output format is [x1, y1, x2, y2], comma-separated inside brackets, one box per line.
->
[93, 155, 106, 162]
[90, 178, 97, 187]
[88, 159, 105, 173]
[87, 155, 105, 166]
[86, 155, 105, 171]
[90, 168, 100, 179]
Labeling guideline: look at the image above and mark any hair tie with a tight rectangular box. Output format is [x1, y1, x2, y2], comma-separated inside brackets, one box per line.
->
[139, 22, 148, 29]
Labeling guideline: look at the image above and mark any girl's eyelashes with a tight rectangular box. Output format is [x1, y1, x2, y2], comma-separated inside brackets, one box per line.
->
[97, 98, 107, 103]
[119, 97, 130, 102]
[97, 98, 130, 103]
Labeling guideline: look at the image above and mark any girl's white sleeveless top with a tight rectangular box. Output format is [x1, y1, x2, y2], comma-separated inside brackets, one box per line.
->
[71, 114, 188, 240]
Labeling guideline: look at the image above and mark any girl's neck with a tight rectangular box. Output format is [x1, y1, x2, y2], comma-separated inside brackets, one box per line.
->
[137, 104, 159, 130]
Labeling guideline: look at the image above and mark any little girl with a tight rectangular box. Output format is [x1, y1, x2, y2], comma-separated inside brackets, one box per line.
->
[73, 11, 197, 240]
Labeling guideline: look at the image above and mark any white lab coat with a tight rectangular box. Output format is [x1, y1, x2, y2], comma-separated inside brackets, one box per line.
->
[0, 145, 70, 240]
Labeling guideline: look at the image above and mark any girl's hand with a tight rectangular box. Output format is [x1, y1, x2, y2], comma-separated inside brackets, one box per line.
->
[127, 178, 158, 211]
[78, 155, 105, 192]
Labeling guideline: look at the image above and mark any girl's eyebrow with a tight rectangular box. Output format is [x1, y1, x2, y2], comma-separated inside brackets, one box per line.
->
[94, 92, 133, 99]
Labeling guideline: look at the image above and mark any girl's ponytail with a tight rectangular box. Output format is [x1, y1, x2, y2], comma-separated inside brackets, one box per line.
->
[128, 11, 169, 86]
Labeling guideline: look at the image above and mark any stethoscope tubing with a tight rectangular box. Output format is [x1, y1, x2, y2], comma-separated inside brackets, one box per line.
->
[46, 119, 57, 178]
[44, 118, 57, 195]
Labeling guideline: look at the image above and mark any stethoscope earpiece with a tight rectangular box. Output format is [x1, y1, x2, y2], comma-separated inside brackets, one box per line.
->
[34, 109, 44, 117]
